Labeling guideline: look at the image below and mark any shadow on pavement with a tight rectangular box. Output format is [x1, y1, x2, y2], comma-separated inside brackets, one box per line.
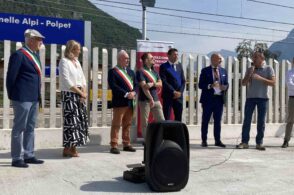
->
[80, 177, 151, 193]
[0, 144, 144, 160]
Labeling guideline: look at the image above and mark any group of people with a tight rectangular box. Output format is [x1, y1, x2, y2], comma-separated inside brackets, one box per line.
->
[108, 48, 186, 154]
[6, 29, 89, 167]
[6, 29, 294, 167]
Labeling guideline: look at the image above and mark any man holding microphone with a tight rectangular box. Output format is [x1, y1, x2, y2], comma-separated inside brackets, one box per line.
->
[237, 51, 275, 151]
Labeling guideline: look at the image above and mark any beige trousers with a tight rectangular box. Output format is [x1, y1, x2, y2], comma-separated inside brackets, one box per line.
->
[139, 100, 165, 138]
[110, 107, 133, 148]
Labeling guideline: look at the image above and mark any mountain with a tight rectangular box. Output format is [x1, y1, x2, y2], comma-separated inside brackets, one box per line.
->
[207, 49, 237, 58]
[269, 29, 294, 61]
[0, 0, 141, 50]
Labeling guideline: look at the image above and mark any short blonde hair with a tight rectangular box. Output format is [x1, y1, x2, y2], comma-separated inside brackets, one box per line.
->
[64, 40, 80, 60]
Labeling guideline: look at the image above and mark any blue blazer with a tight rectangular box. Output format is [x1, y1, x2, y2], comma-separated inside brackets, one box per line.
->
[198, 66, 229, 104]
[6, 48, 41, 102]
[108, 66, 137, 108]
[159, 61, 186, 102]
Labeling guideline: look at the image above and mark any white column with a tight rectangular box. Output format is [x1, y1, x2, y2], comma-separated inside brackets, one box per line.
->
[92, 47, 99, 127]
[226, 56, 233, 124]
[273, 60, 279, 123]
[196, 55, 203, 125]
[38, 44, 46, 128]
[50, 44, 57, 128]
[267, 59, 273, 123]
[188, 54, 195, 125]
[280, 60, 286, 123]
[112, 48, 117, 68]
[240, 57, 247, 124]
[101, 49, 108, 127]
[233, 57, 239, 124]
[181, 53, 187, 124]
[3, 40, 11, 129]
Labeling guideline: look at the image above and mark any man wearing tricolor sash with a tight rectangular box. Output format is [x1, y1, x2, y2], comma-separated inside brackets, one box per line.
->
[136, 53, 164, 139]
[6, 29, 45, 168]
[108, 50, 137, 154]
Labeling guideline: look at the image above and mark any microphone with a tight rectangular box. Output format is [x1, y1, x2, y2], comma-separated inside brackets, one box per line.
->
[249, 62, 255, 85]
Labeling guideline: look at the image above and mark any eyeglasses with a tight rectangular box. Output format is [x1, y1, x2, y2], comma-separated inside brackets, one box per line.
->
[33, 37, 43, 42]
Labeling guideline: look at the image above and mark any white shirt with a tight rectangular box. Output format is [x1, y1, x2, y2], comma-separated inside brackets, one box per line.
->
[211, 65, 222, 95]
[286, 68, 294, 96]
[59, 57, 86, 92]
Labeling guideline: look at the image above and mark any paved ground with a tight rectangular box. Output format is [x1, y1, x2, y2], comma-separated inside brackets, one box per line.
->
[0, 137, 294, 195]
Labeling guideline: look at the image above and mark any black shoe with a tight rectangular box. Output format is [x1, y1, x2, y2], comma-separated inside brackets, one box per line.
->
[24, 157, 44, 164]
[201, 141, 208, 147]
[12, 160, 29, 168]
[215, 141, 226, 148]
[123, 146, 136, 152]
[282, 141, 289, 148]
[110, 147, 120, 154]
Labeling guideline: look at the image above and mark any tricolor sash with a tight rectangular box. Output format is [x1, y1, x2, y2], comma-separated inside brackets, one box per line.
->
[142, 68, 158, 83]
[20, 47, 42, 77]
[114, 66, 134, 91]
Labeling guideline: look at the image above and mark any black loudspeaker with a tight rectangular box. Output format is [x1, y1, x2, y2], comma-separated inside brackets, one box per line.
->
[144, 121, 190, 192]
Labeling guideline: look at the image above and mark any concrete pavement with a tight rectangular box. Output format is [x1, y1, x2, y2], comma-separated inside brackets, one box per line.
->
[1, 137, 294, 195]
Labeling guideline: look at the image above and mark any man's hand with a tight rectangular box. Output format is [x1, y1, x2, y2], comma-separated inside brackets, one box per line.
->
[212, 82, 220, 88]
[252, 73, 263, 81]
[149, 99, 154, 108]
[127, 91, 136, 99]
[173, 91, 181, 99]
[220, 85, 227, 91]
[248, 66, 255, 75]
[147, 82, 154, 89]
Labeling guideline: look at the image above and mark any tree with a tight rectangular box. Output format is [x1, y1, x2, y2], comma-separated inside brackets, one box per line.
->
[254, 42, 279, 60]
[236, 40, 279, 61]
[235, 40, 253, 61]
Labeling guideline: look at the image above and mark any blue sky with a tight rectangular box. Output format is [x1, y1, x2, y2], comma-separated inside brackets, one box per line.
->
[91, 0, 294, 55]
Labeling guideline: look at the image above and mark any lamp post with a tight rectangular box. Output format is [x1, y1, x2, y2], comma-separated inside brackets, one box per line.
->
[140, 0, 155, 40]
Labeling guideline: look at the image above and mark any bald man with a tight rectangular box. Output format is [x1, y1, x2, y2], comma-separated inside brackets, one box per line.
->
[108, 50, 137, 154]
[199, 53, 229, 148]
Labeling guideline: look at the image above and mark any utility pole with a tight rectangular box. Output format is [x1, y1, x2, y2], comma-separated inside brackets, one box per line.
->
[142, 5, 147, 40]
[140, 0, 155, 40]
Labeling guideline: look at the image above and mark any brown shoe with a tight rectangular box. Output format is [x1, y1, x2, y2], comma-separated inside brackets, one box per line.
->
[63, 147, 71, 157]
[70, 146, 79, 157]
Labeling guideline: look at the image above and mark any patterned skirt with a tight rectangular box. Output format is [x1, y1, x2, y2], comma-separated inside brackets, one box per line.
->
[61, 91, 89, 147]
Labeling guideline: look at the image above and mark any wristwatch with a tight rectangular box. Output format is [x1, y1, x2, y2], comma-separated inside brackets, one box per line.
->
[208, 84, 212, 89]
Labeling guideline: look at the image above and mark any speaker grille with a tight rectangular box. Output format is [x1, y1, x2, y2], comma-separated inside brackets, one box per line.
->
[151, 140, 188, 187]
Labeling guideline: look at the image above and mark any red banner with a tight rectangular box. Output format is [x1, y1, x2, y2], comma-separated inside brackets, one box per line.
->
[136, 40, 174, 138]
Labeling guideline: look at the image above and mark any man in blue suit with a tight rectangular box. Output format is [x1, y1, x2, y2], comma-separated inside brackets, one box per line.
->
[108, 50, 137, 154]
[6, 29, 45, 168]
[160, 48, 186, 121]
[199, 53, 229, 147]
